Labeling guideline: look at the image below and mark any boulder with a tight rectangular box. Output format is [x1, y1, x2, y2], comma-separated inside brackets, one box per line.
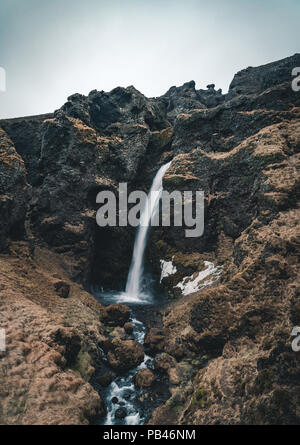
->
[98, 373, 113, 387]
[115, 407, 127, 419]
[154, 353, 177, 373]
[101, 304, 130, 327]
[98, 336, 113, 353]
[110, 327, 126, 339]
[124, 322, 134, 334]
[107, 339, 144, 372]
[135, 369, 155, 388]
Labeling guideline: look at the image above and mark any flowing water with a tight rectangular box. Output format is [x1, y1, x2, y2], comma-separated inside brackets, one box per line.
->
[100, 316, 154, 425]
[125, 161, 172, 301]
[94, 162, 171, 425]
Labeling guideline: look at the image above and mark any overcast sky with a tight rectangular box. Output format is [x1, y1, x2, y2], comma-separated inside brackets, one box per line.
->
[0, 0, 299, 118]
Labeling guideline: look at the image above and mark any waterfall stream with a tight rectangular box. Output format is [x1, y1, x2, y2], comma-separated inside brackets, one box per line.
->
[125, 161, 172, 301]
[94, 162, 171, 425]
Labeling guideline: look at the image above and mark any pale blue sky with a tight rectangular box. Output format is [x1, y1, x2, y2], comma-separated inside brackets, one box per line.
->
[0, 0, 299, 118]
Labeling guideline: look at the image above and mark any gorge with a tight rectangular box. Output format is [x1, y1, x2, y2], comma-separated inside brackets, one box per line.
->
[0, 53, 299, 425]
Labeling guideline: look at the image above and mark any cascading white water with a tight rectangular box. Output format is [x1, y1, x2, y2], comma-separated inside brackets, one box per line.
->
[125, 162, 172, 300]
[95, 162, 171, 425]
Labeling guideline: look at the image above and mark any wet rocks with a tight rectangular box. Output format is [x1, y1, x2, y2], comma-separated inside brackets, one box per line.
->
[134, 369, 155, 388]
[101, 304, 131, 327]
[124, 322, 134, 335]
[107, 339, 144, 372]
[98, 373, 113, 387]
[115, 407, 127, 419]
[123, 390, 133, 400]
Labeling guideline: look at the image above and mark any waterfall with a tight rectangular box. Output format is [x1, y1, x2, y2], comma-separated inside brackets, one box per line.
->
[125, 162, 171, 300]
[93, 162, 172, 426]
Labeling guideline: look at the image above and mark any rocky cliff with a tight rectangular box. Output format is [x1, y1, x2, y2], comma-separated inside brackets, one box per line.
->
[0, 53, 299, 425]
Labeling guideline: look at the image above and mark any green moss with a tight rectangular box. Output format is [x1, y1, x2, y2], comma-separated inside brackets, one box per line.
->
[217, 220, 224, 231]
[105, 326, 116, 334]
[72, 349, 92, 381]
[166, 176, 183, 185]
[172, 405, 183, 413]
[191, 387, 208, 409]
[166, 392, 184, 412]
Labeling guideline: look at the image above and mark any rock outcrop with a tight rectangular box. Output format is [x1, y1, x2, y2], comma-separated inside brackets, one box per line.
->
[101, 304, 131, 327]
[0, 128, 30, 251]
[147, 55, 300, 425]
[107, 339, 144, 372]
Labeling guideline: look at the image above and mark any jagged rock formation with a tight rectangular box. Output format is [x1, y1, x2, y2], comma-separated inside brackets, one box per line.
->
[0, 53, 299, 425]
[0, 129, 30, 251]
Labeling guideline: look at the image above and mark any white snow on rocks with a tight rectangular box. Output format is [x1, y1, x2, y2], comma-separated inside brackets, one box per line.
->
[160, 257, 177, 283]
[175, 261, 222, 296]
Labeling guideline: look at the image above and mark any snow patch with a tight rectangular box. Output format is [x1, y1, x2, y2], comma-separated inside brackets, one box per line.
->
[160, 256, 177, 282]
[175, 261, 222, 296]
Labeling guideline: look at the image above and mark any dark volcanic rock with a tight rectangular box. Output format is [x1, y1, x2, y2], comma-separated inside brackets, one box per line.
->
[0, 128, 30, 251]
[62, 85, 169, 132]
[98, 373, 113, 387]
[115, 407, 127, 419]
[162, 80, 205, 122]
[0, 113, 53, 185]
[227, 53, 300, 99]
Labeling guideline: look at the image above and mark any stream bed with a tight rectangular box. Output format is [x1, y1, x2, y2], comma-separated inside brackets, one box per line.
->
[91, 163, 173, 425]
[92, 297, 170, 426]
